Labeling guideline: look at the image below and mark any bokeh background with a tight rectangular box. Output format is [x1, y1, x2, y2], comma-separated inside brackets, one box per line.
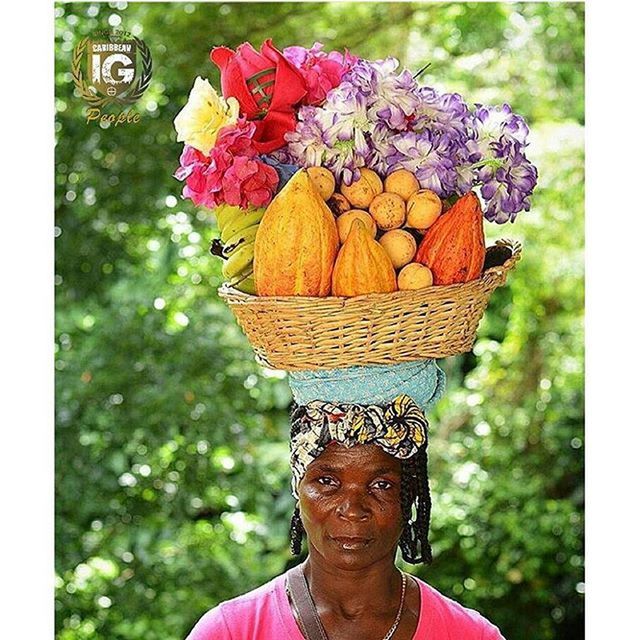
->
[54, 2, 584, 639]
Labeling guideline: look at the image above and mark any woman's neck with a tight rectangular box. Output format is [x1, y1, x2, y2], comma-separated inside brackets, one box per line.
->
[303, 546, 403, 619]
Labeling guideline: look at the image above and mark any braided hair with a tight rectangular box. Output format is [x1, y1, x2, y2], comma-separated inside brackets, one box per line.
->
[398, 446, 432, 564]
[288, 410, 433, 565]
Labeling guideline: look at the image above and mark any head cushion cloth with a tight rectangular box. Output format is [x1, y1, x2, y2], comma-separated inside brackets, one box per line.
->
[287, 359, 446, 412]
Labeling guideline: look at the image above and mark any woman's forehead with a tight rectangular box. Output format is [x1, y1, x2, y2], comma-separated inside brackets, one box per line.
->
[307, 442, 402, 474]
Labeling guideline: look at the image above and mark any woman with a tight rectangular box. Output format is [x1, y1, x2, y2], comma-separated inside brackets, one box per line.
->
[186, 388, 506, 640]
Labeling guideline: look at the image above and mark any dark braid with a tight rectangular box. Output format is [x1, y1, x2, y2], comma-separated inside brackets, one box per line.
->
[289, 505, 305, 555]
[399, 447, 433, 564]
[289, 405, 307, 554]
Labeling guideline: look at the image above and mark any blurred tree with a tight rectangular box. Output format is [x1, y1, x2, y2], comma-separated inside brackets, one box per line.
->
[55, 3, 584, 639]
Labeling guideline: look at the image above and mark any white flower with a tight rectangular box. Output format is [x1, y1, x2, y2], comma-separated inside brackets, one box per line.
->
[173, 77, 240, 154]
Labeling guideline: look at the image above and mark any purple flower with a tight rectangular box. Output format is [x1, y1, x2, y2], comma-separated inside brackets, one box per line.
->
[344, 58, 420, 130]
[478, 139, 538, 222]
[386, 130, 458, 197]
[474, 103, 530, 145]
[367, 123, 395, 175]
[285, 106, 335, 167]
[285, 105, 369, 185]
[413, 86, 472, 143]
[323, 83, 372, 142]
[279, 57, 537, 221]
[341, 58, 381, 97]
[459, 103, 538, 222]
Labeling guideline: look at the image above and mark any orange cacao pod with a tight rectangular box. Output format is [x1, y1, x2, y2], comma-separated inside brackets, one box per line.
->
[415, 192, 486, 285]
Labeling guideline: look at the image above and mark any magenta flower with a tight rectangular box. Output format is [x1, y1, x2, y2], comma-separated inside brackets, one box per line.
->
[221, 156, 279, 208]
[174, 145, 217, 208]
[174, 117, 279, 209]
[283, 42, 358, 106]
[211, 118, 259, 165]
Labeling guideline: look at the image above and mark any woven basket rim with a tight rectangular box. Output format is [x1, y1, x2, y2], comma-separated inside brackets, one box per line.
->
[218, 237, 522, 303]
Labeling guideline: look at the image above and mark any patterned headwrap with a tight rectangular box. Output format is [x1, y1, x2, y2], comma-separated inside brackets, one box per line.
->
[289, 393, 428, 499]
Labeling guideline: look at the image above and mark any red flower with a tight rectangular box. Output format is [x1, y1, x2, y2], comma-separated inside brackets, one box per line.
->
[211, 119, 259, 165]
[210, 39, 307, 153]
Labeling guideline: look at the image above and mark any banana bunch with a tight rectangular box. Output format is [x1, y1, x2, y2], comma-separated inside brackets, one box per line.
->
[213, 204, 265, 294]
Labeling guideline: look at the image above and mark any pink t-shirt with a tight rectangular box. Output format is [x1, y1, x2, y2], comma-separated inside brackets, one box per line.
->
[186, 570, 505, 639]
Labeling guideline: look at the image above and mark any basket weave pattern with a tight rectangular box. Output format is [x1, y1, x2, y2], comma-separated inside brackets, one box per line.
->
[219, 239, 522, 371]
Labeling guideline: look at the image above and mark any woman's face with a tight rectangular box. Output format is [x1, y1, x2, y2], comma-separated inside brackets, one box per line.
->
[298, 442, 404, 571]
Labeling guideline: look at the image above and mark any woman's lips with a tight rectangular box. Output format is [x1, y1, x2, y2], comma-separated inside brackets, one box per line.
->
[330, 536, 373, 550]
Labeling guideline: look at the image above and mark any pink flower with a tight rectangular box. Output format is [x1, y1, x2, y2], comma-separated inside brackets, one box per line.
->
[221, 156, 279, 208]
[283, 43, 358, 106]
[174, 118, 279, 209]
[174, 145, 217, 208]
[210, 118, 258, 166]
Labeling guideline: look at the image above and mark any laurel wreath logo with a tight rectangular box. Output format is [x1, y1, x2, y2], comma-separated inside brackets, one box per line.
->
[71, 35, 153, 107]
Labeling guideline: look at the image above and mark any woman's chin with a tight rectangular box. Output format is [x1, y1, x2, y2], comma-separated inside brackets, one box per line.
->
[311, 539, 386, 570]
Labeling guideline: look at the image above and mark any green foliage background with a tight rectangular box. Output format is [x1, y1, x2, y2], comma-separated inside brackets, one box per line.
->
[55, 2, 584, 639]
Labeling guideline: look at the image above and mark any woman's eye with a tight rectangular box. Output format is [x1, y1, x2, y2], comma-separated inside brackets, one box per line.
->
[317, 476, 336, 486]
[372, 480, 393, 491]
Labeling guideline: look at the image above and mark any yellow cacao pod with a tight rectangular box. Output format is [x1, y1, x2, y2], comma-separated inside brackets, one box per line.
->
[331, 219, 397, 297]
[254, 169, 339, 296]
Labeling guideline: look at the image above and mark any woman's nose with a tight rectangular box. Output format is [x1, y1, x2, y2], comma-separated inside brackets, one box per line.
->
[336, 488, 371, 521]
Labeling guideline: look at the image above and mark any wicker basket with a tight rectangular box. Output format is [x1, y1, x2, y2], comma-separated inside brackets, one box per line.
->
[218, 238, 522, 371]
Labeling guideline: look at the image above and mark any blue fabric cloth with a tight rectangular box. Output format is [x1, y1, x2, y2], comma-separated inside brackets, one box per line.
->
[260, 156, 299, 192]
[287, 359, 446, 413]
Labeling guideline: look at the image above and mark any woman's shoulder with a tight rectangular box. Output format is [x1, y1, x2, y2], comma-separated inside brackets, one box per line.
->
[414, 576, 505, 639]
[184, 572, 288, 640]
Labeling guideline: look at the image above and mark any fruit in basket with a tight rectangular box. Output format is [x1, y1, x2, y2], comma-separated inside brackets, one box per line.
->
[336, 209, 377, 243]
[339, 168, 384, 208]
[213, 204, 266, 295]
[397, 263, 434, 290]
[405, 189, 442, 230]
[326, 193, 352, 217]
[369, 192, 406, 230]
[415, 191, 486, 285]
[234, 274, 256, 294]
[379, 229, 417, 269]
[384, 169, 420, 201]
[221, 221, 260, 255]
[307, 166, 336, 200]
[222, 240, 255, 280]
[219, 206, 265, 244]
[254, 169, 339, 296]
[331, 219, 397, 297]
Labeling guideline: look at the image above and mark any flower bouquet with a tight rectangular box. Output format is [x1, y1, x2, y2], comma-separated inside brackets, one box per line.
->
[173, 40, 537, 370]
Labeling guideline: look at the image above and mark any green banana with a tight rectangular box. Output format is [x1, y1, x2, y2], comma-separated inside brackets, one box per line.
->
[234, 274, 256, 295]
[220, 207, 265, 244]
[226, 265, 253, 287]
[222, 241, 255, 280]
[214, 204, 242, 232]
[222, 223, 260, 257]
[212, 205, 264, 295]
